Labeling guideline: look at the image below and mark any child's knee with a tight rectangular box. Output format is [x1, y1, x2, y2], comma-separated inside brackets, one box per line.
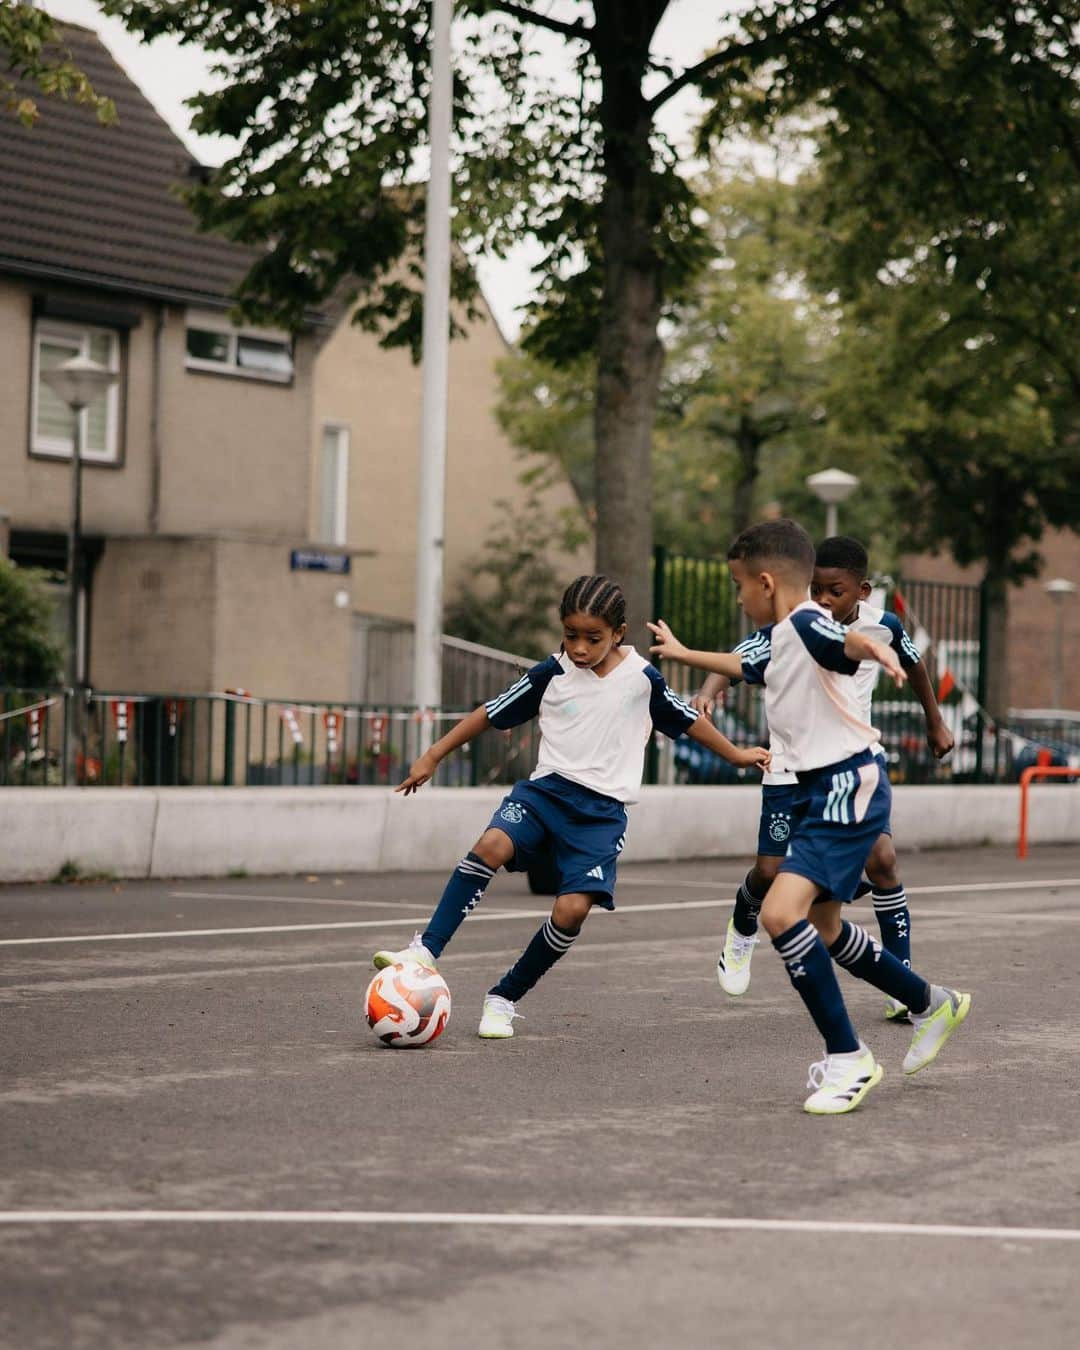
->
[865, 835, 899, 887]
[473, 829, 514, 869]
[552, 892, 592, 930]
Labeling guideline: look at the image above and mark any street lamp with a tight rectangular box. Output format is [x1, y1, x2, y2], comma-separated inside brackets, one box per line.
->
[806, 467, 860, 538]
[41, 354, 118, 688]
[1044, 577, 1077, 708]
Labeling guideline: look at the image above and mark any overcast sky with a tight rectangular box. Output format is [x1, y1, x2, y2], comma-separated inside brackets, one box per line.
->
[43, 0, 750, 337]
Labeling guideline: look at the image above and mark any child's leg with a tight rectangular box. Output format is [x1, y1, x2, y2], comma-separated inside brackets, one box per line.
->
[718, 855, 780, 996]
[420, 828, 514, 957]
[732, 856, 781, 936]
[811, 900, 930, 1015]
[864, 833, 911, 967]
[761, 874, 860, 1054]
[373, 827, 513, 968]
[488, 892, 595, 1003]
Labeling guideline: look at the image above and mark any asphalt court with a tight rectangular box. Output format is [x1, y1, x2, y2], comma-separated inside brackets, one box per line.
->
[3, 845, 1080, 1349]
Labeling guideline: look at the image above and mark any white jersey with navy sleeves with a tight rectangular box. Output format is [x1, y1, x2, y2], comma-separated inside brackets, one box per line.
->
[484, 647, 698, 804]
[739, 601, 878, 774]
[848, 603, 921, 722]
[732, 628, 797, 787]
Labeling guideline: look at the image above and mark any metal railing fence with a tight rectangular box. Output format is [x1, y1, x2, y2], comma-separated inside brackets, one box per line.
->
[0, 688, 540, 789]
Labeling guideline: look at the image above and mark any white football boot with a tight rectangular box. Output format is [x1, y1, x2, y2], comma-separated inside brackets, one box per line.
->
[478, 993, 519, 1039]
[717, 918, 757, 996]
[903, 988, 971, 1074]
[804, 1044, 884, 1115]
[372, 932, 438, 972]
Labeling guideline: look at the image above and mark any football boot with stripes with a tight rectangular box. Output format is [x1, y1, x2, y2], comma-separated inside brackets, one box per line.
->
[804, 1045, 884, 1115]
[372, 932, 438, 972]
[717, 918, 757, 996]
[903, 988, 971, 1074]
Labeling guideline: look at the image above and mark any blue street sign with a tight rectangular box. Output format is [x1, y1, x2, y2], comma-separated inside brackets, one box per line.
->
[290, 549, 351, 574]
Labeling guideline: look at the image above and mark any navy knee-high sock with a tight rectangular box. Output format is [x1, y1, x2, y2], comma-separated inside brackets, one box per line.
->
[732, 870, 767, 937]
[773, 920, 859, 1054]
[489, 919, 579, 1002]
[829, 921, 930, 1014]
[872, 885, 911, 967]
[421, 852, 496, 958]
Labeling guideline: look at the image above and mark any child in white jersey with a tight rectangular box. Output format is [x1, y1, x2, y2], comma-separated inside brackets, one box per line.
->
[649, 520, 971, 1114]
[695, 536, 954, 1015]
[374, 575, 769, 1039]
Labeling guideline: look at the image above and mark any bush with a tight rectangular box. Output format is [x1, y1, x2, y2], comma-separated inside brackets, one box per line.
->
[0, 558, 63, 687]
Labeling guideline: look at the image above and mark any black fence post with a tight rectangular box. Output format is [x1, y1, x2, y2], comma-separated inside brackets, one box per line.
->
[976, 577, 990, 782]
[646, 546, 667, 785]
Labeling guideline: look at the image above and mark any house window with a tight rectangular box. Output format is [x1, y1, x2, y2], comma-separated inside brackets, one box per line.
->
[184, 310, 294, 383]
[31, 321, 121, 462]
[318, 424, 349, 545]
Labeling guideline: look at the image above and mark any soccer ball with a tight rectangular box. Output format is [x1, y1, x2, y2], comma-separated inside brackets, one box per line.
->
[364, 963, 451, 1048]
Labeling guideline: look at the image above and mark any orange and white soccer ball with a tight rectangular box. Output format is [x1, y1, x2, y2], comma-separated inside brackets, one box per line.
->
[364, 963, 451, 1048]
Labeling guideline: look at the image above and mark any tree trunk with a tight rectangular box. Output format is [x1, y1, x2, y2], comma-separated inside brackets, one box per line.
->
[592, 3, 667, 648]
[981, 564, 1010, 723]
[732, 416, 763, 536]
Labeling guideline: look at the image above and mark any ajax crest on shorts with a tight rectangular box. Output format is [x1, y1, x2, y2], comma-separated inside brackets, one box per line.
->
[768, 811, 792, 843]
[500, 801, 525, 825]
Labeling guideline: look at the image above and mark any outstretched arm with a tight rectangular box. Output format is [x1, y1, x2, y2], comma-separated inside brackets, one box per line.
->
[647, 620, 745, 679]
[844, 630, 907, 687]
[686, 716, 770, 771]
[907, 662, 955, 759]
[396, 705, 490, 795]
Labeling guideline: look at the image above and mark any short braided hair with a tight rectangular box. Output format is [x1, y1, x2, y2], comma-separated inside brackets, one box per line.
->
[560, 575, 627, 631]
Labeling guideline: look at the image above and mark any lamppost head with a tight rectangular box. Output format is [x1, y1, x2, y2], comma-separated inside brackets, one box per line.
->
[41, 354, 117, 411]
[806, 467, 860, 506]
[1044, 577, 1077, 601]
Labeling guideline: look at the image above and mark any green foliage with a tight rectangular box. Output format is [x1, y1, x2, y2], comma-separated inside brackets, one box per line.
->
[444, 488, 587, 660]
[1, 5, 116, 127]
[0, 560, 63, 688]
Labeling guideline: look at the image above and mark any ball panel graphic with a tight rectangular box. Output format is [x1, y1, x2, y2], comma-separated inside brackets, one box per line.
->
[364, 963, 451, 1047]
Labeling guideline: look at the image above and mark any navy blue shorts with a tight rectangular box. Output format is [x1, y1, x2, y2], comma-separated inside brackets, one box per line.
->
[757, 783, 799, 857]
[487, 774, 626, 908]
[778, 749, 892, 903]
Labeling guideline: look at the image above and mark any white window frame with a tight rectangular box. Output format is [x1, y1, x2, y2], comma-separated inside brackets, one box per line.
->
[31, 320, 122, 463]
[318, 423, 350, 546]
[184, 308, 294, 384]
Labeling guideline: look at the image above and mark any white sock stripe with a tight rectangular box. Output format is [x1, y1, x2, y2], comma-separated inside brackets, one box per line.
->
[872, 896, 908, 912]
[458, 861, 495, 879]
[542, 922, 577, 952]
[835, 924, 869, 965]
[777, 929, 818, 962]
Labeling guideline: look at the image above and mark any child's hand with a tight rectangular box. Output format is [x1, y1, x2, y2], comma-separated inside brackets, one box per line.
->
[739, 745, 771, 771]
[927, 720, 955, 759]
[396, 750, 439, 795]
[690, 689, 716, 717]
[876, 645, 907, 688]
[646, 619, 688, 662]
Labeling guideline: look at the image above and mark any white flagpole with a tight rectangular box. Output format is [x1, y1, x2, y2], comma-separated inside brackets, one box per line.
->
[412, 0, 453, 752]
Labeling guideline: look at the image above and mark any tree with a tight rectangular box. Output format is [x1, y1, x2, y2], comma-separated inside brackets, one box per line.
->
[443, 486, 587, 658]
[495, 163, 841, 555]
[2, 3, 115, 127]
[0, 560, 63, 688]
[101, 0, 868, 638]
[741, 0, 1080, 716]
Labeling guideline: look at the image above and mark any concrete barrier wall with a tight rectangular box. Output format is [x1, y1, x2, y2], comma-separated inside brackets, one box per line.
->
[0, 783, 1077, 883]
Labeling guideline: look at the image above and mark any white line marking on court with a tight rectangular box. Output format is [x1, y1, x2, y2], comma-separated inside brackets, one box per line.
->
[168, 892, 427, 911]
[3, 878, 1079, 949]
[0, 1210, 1078, 1243]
